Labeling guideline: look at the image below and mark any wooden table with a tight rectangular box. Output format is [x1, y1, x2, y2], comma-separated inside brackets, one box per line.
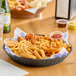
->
[0, 0, 76, 76]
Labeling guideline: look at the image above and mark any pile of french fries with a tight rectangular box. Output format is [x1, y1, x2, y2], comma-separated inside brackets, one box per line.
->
[5, 33, 71, 59]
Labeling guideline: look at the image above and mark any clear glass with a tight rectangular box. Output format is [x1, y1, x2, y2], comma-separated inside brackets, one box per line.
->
[0, 8, 5, 41]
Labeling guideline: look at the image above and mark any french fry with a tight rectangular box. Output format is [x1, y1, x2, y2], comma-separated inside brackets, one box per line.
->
[23, 44, 32, 55]
[34, 50, 43, 59]
[39, 49, 46, 58]
[21, 52, 36, 59]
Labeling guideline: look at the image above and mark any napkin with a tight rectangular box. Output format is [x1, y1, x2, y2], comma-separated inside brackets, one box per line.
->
[0, 59, 29, 76]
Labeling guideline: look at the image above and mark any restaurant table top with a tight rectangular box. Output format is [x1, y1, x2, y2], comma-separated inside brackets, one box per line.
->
[0, 0, 76, 76]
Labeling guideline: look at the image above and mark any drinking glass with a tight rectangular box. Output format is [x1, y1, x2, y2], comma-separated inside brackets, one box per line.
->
[0, 8, 5, 41]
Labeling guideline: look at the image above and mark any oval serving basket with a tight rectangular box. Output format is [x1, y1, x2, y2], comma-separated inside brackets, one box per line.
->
[11, 7, 45, 19]
[11, 2, 51, 19]
[3, 44, 72, 67]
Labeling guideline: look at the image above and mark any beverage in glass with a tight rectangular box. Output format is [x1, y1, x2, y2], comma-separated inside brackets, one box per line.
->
[0, 8, 5, 41]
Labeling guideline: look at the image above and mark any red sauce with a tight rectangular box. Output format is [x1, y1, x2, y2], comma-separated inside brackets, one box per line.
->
[19, 2, 25, 5]
[51, 34, 62, 39]
[19, 0, 26, 5]
[57, 20, 67, 27]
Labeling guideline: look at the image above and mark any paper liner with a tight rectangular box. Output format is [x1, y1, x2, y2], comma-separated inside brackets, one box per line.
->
[5, 27, 69, 59]
[25, 8, 39, 14]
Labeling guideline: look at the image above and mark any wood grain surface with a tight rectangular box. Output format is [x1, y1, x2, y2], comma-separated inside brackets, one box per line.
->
[0, 0, 76, 76]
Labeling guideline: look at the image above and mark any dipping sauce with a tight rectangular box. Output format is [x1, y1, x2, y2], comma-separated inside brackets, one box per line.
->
[18, 0, 26, 5]
[50, 31, 63, 39]
[4, 40, 17, 48]
[51, 34, 62, 39]
[68, 21, 76, 30]
[56, 19, 68, 27]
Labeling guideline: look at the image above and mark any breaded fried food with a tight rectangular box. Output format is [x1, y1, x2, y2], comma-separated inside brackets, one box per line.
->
[5, 33, 71, 59]
[17, 36, 24, 42]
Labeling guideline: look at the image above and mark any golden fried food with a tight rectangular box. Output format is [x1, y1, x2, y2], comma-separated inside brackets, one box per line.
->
[17, 36, 24, 42]
[25, 33, 44, 44]
[8, 0, 31, 10]
[34, 49, 46, 59]
[8, 0, 49, 10]
[28, 0, 49, 8]
[5, 33, 71, 59]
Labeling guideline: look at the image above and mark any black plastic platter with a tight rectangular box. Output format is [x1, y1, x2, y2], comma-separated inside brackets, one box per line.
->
[3, 44, 72, 67]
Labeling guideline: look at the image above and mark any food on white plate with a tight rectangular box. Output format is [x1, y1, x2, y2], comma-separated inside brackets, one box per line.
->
[4, 33, 71, 59]
[8, 0, 50, 10]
